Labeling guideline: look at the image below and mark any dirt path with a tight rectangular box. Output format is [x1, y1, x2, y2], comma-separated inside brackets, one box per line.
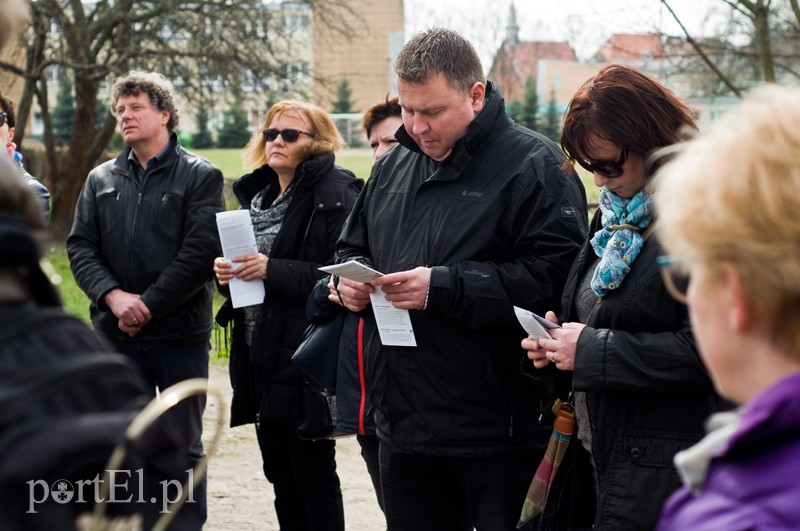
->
[202, 363, 385, 530]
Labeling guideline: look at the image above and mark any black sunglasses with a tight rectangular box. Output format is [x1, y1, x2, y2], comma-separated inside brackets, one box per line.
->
[578, 148, 629, 178]
[262, 128, 315, 143]
[0, 112, 6, 128]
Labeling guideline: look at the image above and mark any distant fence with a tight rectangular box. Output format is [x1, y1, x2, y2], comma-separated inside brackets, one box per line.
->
[330, 113, 365, 148]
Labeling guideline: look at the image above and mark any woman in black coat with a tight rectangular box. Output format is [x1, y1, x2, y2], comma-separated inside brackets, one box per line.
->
[214, 101, 361, 531]
[521, 64, 730, 530]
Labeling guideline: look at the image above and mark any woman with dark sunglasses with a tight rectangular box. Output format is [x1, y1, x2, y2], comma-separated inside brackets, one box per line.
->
[520, 64, 730, 530]
[213, 100, 362, 530]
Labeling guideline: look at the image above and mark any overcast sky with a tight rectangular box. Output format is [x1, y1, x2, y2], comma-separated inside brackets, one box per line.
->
[404, 0, 724, 67]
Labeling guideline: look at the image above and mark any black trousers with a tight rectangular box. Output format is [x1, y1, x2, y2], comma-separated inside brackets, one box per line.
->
[115, 340, 209, 531]
[357, 433, 384, 513]
[256, 420, 344, 531]
[379, 443, 541, 531]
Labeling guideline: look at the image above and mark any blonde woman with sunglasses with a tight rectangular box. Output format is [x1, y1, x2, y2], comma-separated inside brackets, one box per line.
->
[521, 64, 730, 530]
[655, 85, 800, 530]
[213, 101, 362, 530]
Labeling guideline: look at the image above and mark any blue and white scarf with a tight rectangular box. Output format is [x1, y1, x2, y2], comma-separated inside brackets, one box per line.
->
[590, 187, 654, 297]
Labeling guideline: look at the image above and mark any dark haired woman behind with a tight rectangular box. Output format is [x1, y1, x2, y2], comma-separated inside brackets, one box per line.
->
[521, 64, 729, 530]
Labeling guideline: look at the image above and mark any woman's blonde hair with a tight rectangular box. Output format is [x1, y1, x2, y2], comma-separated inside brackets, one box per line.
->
[243, 100, 344, 170]
[655, 84, 800, 355]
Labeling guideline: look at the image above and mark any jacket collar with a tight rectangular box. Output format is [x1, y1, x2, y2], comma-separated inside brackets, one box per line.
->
[234, 152, 335, 208]
[113, 132, 181, 174]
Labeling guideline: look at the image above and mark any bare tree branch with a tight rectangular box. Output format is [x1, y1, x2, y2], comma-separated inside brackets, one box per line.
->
[661, 0, 743, 96]
[3, 0, 356, 235]
[789, 0, 800, 29]
[752, 0, 776, 81]
[726, 0, 756, 17]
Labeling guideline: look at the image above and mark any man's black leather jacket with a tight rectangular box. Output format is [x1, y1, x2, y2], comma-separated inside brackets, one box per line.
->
[67, 136, 224, 345]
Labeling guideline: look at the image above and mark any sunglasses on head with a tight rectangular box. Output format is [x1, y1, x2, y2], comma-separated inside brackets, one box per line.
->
[0, 112, 7, 128]
[262, 128, 315, 143]
[578, 148, 629, 178]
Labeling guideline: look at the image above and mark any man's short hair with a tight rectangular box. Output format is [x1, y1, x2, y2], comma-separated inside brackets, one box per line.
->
[362, 95, 401, 138]
[394, 27, 485, 94]
[110, 71, 179, 132]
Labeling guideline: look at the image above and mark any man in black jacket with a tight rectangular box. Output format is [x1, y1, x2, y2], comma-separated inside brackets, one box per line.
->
[67, 71, 224, 529]
[331, 28, 588, 530]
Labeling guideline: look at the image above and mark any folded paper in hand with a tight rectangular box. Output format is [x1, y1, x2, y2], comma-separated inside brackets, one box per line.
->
[319, 260, 417, 347]
[216, 210, 265, 308]
[514, 306, 561, 341]
[319, 260, 383, 283]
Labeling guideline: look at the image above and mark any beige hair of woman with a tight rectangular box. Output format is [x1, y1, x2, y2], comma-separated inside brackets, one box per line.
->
[655, 84, 800, 357]
[243, 101, 344, 170]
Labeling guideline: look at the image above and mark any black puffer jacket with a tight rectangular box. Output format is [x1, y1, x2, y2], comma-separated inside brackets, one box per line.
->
[540, 213, 731, 530]
[67, 136, 224, 345]
[336, 83, 588, 455]
[219, 153, 362, 427]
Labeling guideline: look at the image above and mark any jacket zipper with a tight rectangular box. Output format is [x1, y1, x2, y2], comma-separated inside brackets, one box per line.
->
[301, 209, 315, 248]
[357, 317, 366, 436]
[125, 171, 142, 282]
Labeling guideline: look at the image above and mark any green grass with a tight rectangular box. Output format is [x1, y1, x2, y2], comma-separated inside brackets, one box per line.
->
[43, 243, 91, 323]
[336, 152, 374, 181]
[47, 149, 595, 360]
[196, 148, 374, 211]
[192, 148, 595, 201]
[193, 148, 246, 181]
[44, 243, 229, 362]
[194, 148, 375, 182]
[578, 169, 601, 206]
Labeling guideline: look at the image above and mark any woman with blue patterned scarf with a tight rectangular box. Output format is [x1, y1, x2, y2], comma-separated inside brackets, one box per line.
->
[519, 64, 731, 531]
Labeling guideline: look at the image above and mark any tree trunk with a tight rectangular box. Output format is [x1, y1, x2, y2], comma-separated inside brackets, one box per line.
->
[49, 150, 96, 237]
[48, 75, 114, 238]
[753, 0, 776, 82]
[14, 10, 48, 150]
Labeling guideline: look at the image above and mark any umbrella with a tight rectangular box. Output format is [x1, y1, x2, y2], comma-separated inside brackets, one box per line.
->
[518, 398, 575, 528]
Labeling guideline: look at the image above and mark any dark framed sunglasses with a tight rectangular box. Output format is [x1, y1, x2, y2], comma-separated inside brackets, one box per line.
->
[262, 128, 315, 143]
[0, 112, 7, 128]
[578, 148, 629, 178]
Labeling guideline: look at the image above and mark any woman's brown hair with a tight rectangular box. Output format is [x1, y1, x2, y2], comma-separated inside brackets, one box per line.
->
[561, 64, 696, 177]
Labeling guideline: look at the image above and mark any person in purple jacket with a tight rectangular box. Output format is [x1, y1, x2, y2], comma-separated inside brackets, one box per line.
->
[654, 84, 800, 530]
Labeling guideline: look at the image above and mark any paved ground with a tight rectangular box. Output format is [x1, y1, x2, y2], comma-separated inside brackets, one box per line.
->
[203, 363, 384, 530]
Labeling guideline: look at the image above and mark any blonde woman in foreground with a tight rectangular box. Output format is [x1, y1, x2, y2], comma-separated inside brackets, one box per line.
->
[656, 84, 800, 530]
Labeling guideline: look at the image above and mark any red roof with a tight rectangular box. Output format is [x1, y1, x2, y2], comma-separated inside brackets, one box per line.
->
[595, 34, 665, 63]
[489, 40, 577, 101]
[504, 41, 577, 73]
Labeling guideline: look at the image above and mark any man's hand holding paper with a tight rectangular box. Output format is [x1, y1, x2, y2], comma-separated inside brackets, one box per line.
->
[373, 267, 432, 310]
[321, 261, 420, 346]
[329, 276, 374, 312]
